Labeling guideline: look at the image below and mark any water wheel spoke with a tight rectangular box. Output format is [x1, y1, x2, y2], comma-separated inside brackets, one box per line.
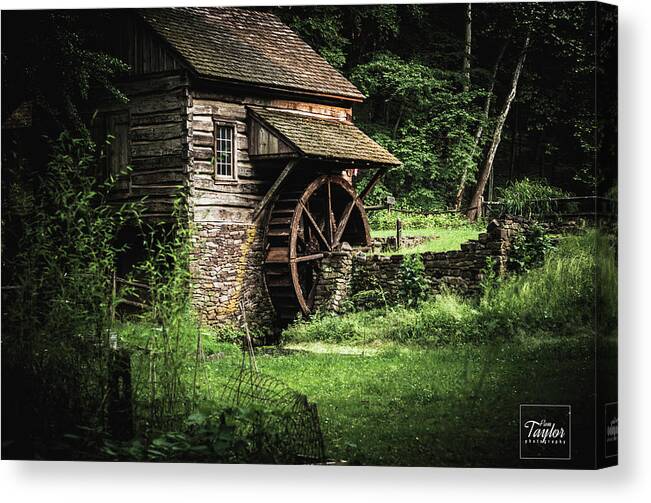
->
[333, 198, 357, 246]
[293, 253, 325, 263]
[326, 180, 334, 243]
[300, 202, 331, 251]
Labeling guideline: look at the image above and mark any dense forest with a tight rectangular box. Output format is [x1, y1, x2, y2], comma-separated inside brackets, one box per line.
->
[275, 2, 617, 213]
[1, 3, 617, 215]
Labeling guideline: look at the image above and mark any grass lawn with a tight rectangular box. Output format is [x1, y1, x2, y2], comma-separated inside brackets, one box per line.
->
[371, 227, 481, 255]
[204, 332, 611, 468]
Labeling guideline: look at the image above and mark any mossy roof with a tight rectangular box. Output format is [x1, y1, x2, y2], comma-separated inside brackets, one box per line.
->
[249, 107, 401, 167]
[140, 7, 364, 101]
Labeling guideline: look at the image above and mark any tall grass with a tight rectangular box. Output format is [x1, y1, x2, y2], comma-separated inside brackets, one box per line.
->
[496, 178, 570, 218]
[482, 231, 596, 333]
[2, 133, 142, 457]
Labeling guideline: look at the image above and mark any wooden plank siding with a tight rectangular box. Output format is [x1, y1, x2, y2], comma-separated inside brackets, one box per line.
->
[95, 75, 189, 219]
[108, 15, 186, 77]
[188, 94, 354, 224]
[188, 98, 270, 223]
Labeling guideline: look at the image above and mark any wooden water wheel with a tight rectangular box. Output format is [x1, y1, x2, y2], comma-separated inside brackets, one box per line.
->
[263, 174, 371, 322]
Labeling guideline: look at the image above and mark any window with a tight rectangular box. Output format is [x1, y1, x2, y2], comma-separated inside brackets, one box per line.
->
[92, 110, 129, 178]
[214, 122, 237, 180]
[107, 112, 130, 177]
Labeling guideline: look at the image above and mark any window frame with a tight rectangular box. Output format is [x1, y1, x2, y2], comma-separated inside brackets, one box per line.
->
[91, 109, 131, 189]
[212, 119, 238, 182]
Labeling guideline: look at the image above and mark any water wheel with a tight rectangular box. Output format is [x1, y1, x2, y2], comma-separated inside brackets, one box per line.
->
[264, 174, 371, 322]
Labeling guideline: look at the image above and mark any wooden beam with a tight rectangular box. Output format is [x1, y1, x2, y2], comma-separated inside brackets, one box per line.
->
[301, 202, 331, 251]
[253, 158, 299, 222]
[359, 167, 385, 201]
[333, 198, 357, 247]
[293, 253, 325, 263]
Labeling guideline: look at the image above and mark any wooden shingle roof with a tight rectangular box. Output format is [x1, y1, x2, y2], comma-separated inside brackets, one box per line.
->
[249, 107, 401, 167]
[140, 7, 365, 101]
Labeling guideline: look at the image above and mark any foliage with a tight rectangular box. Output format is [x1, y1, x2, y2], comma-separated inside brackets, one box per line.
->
[117, 199, 208, 436]
[482, 230, 616, 336]
[507, 222, 556, 273]
[277, 3, 608, 209]
[350, 52, 484, 209]
[60, 406, 299, 463]
[398, 255, 429, 306]
[496, 178, 571, 218]
[1, 132, 142, 455]
[2, 11, 128, 134]
[369, 208, 479, 231]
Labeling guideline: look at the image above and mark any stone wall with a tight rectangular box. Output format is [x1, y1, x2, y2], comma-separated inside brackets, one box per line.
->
[189, 216, 529, 329]
[190, 221, 275, 330]
[313, 218, 527, 312]
[313, 250, 354, 313]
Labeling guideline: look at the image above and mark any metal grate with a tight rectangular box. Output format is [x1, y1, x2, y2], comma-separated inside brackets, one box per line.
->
[218, 367, 326, 464]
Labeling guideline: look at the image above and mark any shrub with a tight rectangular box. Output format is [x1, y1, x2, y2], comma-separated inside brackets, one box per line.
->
[497, 178, 570, 218]
[63, 406, 304, 463]
[1, 132, 143, 456]
[398, 254, 430, 306]
[508, 222, 556, 273]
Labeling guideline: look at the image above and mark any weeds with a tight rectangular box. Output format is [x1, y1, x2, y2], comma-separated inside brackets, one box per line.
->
[496, 178, 570, 218]
[1, 132, 142, 456]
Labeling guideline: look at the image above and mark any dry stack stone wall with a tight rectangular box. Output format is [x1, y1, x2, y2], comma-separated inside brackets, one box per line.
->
[314, 218, 528, 312]
[313, 250, 354, 313]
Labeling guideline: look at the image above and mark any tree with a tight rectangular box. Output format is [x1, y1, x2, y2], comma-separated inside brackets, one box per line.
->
[467, 32, 531, 221]
[1, 10, 128, 135]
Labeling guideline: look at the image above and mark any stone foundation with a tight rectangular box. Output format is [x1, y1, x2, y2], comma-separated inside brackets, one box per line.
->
[190, 217, 530, 330]
[190, 221, 275, 331]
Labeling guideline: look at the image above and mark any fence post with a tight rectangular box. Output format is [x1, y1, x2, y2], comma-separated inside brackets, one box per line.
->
[396, 218, 402, 250]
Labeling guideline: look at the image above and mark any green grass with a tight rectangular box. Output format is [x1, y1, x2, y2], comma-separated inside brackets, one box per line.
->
[371, 227, 482, 255]
[285, 230, 616, 347]
[202, 332, 609, 467]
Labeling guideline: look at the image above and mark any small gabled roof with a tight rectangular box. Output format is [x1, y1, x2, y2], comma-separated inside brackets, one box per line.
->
[140, 7, 365, 101]
[249, 107, 401, 167]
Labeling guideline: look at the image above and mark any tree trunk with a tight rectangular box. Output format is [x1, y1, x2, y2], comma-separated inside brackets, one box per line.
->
[454, 39, 508, 210]
[509, 98, 519, 181]
[462, 4, 472, 93]
[452, 4, 472, 210]
[467, 33, 530, 221]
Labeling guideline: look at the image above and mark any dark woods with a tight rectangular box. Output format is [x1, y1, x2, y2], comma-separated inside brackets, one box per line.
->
[274, 2, 617, 211]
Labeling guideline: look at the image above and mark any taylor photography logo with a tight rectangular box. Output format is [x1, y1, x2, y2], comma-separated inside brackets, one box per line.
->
[605, 402, 618, 458]
[520, 404, 571, 460]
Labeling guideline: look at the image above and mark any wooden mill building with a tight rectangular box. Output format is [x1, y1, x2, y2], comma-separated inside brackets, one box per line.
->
[67, 8, 401, 329]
